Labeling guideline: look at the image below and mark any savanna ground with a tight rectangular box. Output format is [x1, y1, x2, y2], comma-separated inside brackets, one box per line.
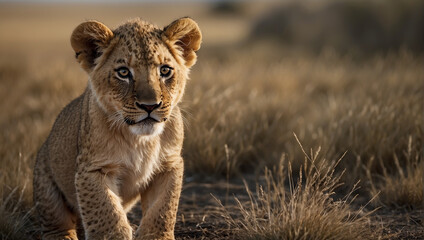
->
[0, 1, 423, 239]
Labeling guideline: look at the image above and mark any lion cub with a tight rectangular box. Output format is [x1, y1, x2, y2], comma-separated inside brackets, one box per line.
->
[33, 17, 201, 240]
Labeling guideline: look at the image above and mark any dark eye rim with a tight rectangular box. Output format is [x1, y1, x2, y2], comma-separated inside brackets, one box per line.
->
[115, 67, 131, 79]
[160, 65, 174, 78]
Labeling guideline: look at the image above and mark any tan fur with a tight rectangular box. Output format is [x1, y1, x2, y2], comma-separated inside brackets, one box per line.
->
[33, 17, 201, 240]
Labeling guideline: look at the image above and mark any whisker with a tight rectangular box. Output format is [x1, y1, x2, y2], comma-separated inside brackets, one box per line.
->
[107, 110, 125, 130]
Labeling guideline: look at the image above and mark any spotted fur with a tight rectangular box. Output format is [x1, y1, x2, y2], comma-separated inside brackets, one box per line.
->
[33, 18, 201, 240]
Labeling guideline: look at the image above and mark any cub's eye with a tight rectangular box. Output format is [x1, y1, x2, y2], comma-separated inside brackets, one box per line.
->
[160, 65, 173, 79]
[116, 67, 131, 79]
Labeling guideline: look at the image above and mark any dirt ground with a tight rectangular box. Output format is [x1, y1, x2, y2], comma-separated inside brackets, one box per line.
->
[130, 177, 423, 240]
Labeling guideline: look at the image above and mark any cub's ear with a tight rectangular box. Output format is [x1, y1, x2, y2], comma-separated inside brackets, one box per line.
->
[162, 17, 202, 68]
[70, 20, 114, 72]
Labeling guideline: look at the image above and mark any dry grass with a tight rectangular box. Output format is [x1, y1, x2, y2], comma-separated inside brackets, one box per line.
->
[184, 48, 423, 182]
[217, 138, 383, 240]
[368, 137, 424, 209]
[0, 187, 35, 240]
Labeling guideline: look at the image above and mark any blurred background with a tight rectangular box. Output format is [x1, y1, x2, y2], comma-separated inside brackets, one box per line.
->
[1, 0, 423, 56]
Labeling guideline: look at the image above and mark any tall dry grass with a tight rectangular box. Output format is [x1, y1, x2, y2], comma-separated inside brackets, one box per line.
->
[184, 48, 423, 184]
[368, 137, 423, 209]
[0, 187, 35, 240]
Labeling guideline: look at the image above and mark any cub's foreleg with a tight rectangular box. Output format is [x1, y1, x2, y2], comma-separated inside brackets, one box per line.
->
[135, 157, 184, 240]
[75, 161, 132, 240]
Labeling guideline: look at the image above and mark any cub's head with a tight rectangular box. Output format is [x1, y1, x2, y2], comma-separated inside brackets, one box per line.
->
[70, 18, 201, 136]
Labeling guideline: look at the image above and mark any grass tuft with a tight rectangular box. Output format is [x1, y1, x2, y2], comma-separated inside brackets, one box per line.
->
[368, 137, 424, 209]
[0, 186, 35, 240]
[217, 137, 384, 240]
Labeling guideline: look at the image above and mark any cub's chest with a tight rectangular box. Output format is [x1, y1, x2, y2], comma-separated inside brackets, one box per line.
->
[101, 140, 162, 204]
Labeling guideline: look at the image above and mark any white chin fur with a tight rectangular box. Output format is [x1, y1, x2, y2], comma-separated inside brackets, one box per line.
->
[129, 122, 165, 136]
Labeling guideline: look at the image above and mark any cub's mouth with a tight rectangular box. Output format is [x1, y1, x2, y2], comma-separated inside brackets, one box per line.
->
[124, 116, 160, 125]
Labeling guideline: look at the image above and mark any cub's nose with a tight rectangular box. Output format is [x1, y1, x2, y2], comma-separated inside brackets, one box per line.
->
[135, 101, 162, 113]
